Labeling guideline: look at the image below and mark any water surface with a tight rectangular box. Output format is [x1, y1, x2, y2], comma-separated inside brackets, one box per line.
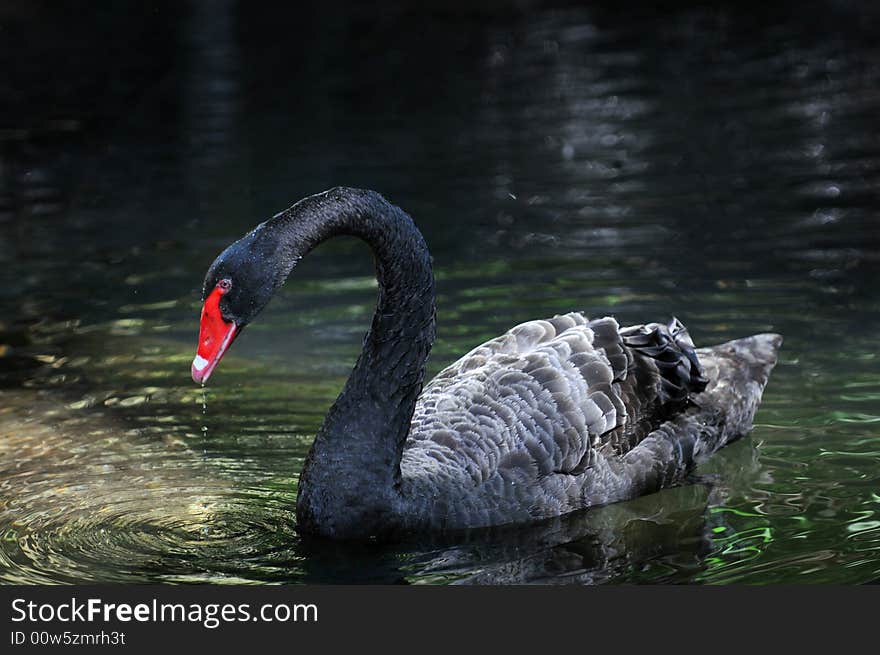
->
[1, 1, 879, 584]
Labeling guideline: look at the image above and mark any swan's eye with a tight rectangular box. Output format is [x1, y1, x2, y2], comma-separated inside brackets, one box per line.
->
[217, 279, 232, 293]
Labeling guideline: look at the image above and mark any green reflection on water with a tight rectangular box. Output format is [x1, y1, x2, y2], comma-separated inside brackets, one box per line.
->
[2, 2, 880, 585]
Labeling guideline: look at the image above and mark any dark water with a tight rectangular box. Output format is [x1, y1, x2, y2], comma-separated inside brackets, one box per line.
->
[1, 1, 879, 584]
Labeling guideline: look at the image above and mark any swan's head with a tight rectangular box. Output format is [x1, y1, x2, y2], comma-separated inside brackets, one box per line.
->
[192, 226, 290, 384]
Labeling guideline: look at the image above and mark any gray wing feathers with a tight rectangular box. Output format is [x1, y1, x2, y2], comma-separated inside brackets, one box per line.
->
[396, 315, 779, 531]
[405, 313, 631, 496]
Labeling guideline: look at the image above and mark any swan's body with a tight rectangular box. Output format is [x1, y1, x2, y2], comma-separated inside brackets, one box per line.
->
[396, 313, 779, 533]
[192, 187, 781, 539]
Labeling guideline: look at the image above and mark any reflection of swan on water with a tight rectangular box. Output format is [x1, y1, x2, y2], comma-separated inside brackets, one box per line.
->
[294, 438, 767, 584]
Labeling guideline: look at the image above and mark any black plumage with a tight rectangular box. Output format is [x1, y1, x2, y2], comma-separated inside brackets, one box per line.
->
[196, 187, 782, 539]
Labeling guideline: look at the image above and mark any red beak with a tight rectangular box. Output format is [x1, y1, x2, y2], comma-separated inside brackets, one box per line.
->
[192, 285, 238, 384]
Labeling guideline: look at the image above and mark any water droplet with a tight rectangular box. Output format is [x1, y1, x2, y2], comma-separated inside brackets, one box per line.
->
[201, 386, 208, 456]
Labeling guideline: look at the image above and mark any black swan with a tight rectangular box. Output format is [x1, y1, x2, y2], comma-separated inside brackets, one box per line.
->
[191, 187, 782, 539]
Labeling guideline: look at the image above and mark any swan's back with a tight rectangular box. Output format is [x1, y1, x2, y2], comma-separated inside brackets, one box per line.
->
[398, 313, 779, 531]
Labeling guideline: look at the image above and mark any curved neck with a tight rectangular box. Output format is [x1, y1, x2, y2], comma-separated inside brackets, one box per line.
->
[268, 188, 435, 537]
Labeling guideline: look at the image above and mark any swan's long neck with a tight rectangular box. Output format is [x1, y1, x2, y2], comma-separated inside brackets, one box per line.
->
[268, 188, 435, 537]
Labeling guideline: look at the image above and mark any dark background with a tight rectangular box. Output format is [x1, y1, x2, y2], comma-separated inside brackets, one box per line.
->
[1, 1, 878, 584]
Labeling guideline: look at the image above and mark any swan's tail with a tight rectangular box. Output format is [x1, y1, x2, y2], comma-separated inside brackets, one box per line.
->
[694, 332, 783, 452]
[613, 332, 782, 497]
